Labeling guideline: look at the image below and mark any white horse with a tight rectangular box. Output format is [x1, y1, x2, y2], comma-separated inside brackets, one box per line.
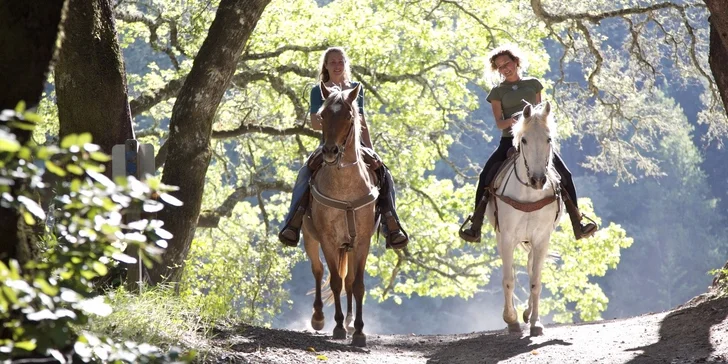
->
[485, 101, 564, 336]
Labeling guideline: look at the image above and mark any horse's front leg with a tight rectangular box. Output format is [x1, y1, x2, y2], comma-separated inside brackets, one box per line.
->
[345, 251, 355, 334]
[304, 232, 325, 331]
[326, 251, 347, 340]
[498, 236, 521, 333]
[523, 247, 534, 325]
[351, 243, 370, 347]
[527, 241, 549, 336]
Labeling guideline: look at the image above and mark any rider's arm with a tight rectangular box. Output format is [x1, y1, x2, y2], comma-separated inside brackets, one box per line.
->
[310, 86, 323, 130]
[357, 86, 373, 148]
[491, 100, 517, 130]
[361, 114, 373, 149]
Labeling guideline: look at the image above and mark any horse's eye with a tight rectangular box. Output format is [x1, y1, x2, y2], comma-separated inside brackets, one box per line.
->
[547, 138, 552, 144]
[522, 138, 528, 145]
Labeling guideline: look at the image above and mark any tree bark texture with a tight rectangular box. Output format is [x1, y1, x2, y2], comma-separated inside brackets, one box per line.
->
[0, 0, 67, 264]
[55, 0, 135, 157]
[706, 0, 728, 114]
[148, 0, 272, 284]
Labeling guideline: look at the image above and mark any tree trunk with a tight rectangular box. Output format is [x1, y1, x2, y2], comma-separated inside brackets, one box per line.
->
[705, 1, 728, 284]
[55, 0, 135, 157]
[706, 1, 728, 114]
[0, 1, 67, 264]
[148, 0, 272, 285]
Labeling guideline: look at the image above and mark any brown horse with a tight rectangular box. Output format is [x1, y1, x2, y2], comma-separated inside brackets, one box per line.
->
[302, 81, 379, 347]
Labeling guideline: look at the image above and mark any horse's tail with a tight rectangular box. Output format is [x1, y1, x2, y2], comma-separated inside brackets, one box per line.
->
[319, 249, 349, 306]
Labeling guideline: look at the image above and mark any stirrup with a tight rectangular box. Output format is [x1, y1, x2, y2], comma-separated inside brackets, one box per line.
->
[458, 215, 481, 243]
[278, 227, 299, 247]
[576, 214, 598, 239]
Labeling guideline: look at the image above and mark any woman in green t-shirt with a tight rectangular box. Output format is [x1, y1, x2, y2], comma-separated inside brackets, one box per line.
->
[459, 45, 597, 242]
[278, 47, 408, 250]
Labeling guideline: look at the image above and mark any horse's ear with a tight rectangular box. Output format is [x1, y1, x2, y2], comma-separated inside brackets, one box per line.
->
[344, 83, 362, 105]
[320, 81, 330, 100]
[523, 104, 533, 119]
[543, 101, 551, 115]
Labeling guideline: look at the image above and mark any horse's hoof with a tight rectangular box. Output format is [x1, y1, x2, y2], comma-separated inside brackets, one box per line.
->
[351, 333, 366, 347]
[530, 324, 544, 336]
[523, 310, 531, 324]
[333, 327, 347, 340]
[311, 316, 325, 331]
[507, 322, 522, 333]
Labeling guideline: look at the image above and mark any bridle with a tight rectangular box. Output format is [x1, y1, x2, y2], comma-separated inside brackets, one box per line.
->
[321, 101, 360, 170]
[513, 138, 553, 188]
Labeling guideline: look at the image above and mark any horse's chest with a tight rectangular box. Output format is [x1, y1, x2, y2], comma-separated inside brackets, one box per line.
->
[487, 197, 562, 238]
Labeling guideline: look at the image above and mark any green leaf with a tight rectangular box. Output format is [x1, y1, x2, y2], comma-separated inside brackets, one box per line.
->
[22, 211, 35, 225]
[34, 278, 59, 296]
[13, 340, 36, 352]
[77, 132, 93, 146]
[67, 164, 84, 175]
[60, 134, 77, 149]
[14, 101, 26, 113]
[0, 137, 20, 153]
[22, 112, 43, 124]
[45, 160, 67, 177]
[92, 261, 108, 276]
[90, 151, 111, 162]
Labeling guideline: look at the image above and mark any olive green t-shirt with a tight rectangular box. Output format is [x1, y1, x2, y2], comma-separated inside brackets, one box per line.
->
[486, 77, 543, 137]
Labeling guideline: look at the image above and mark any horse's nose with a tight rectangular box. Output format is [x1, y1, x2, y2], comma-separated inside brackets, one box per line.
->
[529, 176, 547, 188]
[322, 145, 339, 156]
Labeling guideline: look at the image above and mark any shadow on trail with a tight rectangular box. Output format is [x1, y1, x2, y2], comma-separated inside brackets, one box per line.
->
[212, 323, 366, 354]
[626, 296, 728, 363]
[425, 331, 572, 364]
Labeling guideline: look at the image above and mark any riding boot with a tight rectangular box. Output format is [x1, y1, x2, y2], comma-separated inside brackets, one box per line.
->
[563, 192, 598, 240]
[278, 189, 309, 247]
[376, 166, 408, 249]
[382, 210, 408, 249]
[459, 192, 489, 243]
[279, 161, 316, 247]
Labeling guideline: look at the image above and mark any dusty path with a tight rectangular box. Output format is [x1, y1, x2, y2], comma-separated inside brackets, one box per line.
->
[202, 294, 728, 363]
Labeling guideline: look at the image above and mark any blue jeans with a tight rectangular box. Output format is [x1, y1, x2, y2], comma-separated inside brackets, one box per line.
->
[282, 164, 312, 226]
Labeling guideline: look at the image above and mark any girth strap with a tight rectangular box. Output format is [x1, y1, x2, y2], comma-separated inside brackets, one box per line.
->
[310, 184, 379, 249]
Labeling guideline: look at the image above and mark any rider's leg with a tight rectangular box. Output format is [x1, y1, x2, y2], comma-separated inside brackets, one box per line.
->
[278, 165, 313, 247]
[460, 137, 512, 242]
[552, 152, 597, 240]
[377, 165, 409, 250]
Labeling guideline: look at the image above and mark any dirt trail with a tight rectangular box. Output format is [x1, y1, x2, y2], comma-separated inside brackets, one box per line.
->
[203, 294, 728, 363]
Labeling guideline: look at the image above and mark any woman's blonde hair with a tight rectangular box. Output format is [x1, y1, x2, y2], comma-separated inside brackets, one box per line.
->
[318, 47, 352, 83]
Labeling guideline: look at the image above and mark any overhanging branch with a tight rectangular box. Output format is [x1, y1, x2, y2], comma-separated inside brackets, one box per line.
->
[197, 180, 292, 228]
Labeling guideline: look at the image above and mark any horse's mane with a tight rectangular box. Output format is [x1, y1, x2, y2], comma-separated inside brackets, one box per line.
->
[319, 86, 362, 146]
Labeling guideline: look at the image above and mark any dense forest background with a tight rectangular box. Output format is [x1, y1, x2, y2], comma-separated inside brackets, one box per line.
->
[81, 0, 728, 330]
[3, 1, 728, 357]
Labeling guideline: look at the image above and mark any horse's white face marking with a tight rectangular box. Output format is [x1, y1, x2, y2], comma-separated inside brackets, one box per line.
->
[330, 103, 342, 113]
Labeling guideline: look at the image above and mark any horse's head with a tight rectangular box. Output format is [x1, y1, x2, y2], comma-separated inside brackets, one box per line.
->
[512, 101, 559, 190]
[317, 81, 362, 165]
